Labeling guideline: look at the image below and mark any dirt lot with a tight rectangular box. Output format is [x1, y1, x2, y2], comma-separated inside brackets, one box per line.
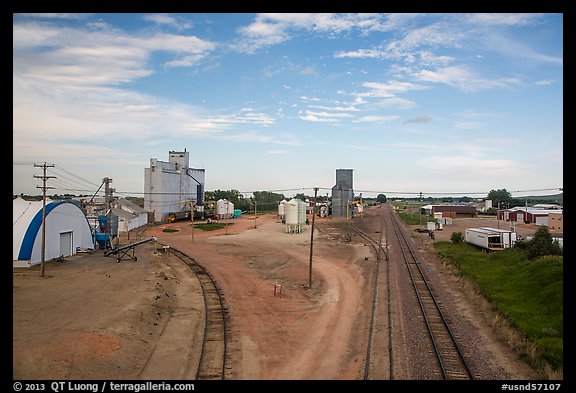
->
[13, 210, 540, 380]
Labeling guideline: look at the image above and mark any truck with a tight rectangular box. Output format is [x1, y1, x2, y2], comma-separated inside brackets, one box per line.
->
[465, 227, 517, 251]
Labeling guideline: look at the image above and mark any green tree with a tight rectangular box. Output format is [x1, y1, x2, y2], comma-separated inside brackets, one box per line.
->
[487, 189, 512, 206]
[527, 226, 562, 259]
[293, 193, 308, 202]
[376, 194, 387, 203]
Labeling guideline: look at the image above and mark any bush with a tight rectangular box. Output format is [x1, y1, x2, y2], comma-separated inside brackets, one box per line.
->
[527, 227, 562, 259]
[450, 231, 464, 243]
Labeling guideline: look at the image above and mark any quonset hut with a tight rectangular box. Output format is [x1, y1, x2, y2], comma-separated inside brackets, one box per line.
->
[13, 197, 94, 267]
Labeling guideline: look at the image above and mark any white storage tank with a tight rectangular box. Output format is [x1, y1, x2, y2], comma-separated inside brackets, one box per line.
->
[285, 199, 299, 226]
[227, 200, 234, 216]
[297, 199, 306, 225]
[278, 199, 287, 219]
[285, 199, 306, 234]
[216, 199, 229, 218]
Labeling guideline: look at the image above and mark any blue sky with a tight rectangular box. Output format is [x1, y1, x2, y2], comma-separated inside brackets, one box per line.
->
[13, 13, 563, 199]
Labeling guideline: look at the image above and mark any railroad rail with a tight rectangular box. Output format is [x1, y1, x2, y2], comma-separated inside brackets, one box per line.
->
[163, 245, 229, 380]
[155, 246, 228, 380]
[389, 209, 475, 380]
[347, 217, 393, 380]
[131, 225, 229, 379]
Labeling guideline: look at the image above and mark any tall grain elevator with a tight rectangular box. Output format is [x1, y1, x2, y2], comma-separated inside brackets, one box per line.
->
[144, 149, 205, 222]
[331, 169, 354, 217]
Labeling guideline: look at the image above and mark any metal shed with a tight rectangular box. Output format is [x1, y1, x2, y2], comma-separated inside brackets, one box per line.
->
[13, 197, 94, 267]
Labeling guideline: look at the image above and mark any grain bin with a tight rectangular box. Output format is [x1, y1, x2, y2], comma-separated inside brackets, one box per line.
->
[278, 199, 287, 220]
[285, 199, 305, 234]
[217, 199, 231, 219]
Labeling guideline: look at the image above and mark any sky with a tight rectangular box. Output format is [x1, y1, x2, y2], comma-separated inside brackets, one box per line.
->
[13, 13, 563, 199]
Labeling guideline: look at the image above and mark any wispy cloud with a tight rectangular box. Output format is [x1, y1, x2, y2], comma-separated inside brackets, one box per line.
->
[413, 65, 522, 92]
[405, 114, 433, 124]
[142, 14, 194, 31]
[234, 13, 391, 53]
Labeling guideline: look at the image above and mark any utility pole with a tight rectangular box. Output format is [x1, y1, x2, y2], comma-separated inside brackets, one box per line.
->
[190, 201, 195, 242]
[308, 187, 319, 289]
[254, 198, 258, 229]
[34, 163, 56, 278]
[103, 177, 113, 212]
[225, 203, 229, 235]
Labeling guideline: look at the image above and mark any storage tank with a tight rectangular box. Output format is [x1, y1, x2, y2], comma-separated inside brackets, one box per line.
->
[285, 199, 298, 226]
[278, 200, 287, 219]
[216, 199, 229, 218]
[297, 199, 306, 225]
[227, 201, 234, 217]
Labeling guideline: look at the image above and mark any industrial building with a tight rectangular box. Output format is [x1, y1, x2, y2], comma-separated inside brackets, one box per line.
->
[110, 198, 148, 233]
[421, 204, 478, 218]
[331, 169, 354, 217]
[13, 197, 94, 267]
[498, 206, 563, 227]
[144, 149, 205, 222]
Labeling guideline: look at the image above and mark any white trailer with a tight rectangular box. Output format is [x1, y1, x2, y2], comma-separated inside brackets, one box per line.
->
[465, 227, 517, 250]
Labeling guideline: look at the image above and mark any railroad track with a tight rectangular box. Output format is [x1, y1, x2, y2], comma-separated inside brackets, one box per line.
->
[163, 246, 230, 380]
[347, 217, 393, 380]
[389, 208, 475, 380]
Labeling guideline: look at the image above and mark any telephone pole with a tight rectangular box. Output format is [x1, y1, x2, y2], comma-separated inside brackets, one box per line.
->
[34, 163, 56, 277]
[254, 198, 258, 229]
[308, 187, 319, 289]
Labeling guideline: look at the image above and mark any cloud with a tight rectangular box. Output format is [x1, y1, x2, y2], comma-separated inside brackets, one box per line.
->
[413, 65, 522, 92]
[454, 121, 485, 129]
[299, 110, 353, 123]
[374, 97, 416, 109]
[353, 115, 399, 123]
[264, 150, 287, 155]
[13, 21, 217, 87]
[356, 80, 429, 98]
[142, 14, 194, 30]
[235, 13, 391, 53]
[405, 114, 433, 124]
[466, 13, 544, 26]
[419, 155, 521, 175]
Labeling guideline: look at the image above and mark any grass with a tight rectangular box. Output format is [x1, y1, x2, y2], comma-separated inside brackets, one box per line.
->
[433, 242, 563, 373]
[194, 222, 233, 231]
[161, 228, 179, 233]
[398, 211, 430, 226]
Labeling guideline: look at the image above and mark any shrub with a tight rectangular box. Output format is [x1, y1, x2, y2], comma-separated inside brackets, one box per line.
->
[450, 231, 464, 243]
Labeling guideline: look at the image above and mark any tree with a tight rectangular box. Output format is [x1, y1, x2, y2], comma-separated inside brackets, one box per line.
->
[293, 193, 308, 202]
[527, 226, 562, 259]
[487, 189, 512, 206]
[376, 194, 387, 203]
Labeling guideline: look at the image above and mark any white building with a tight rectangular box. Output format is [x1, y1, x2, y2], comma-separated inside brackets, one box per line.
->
[111, 198, 148, 233]
[144, 150, 205, 222]
[13, 198, 94, 267]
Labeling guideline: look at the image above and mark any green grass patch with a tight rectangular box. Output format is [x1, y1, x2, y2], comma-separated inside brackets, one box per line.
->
[398, 211, 429, 225]
[194, 222, 233, 231]
[161, 228, 179, 233]
[434, 242, 563, 371]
